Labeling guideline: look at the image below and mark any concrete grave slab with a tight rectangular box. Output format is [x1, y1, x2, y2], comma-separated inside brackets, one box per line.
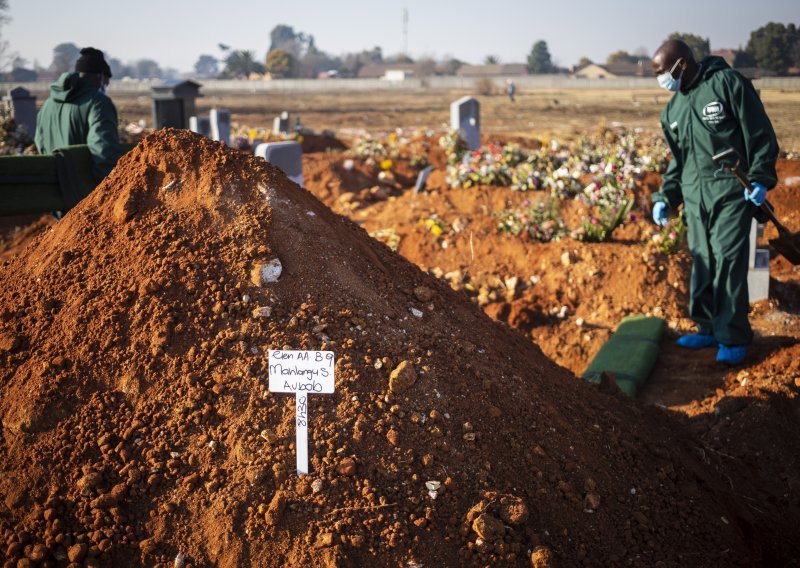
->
[255, 141, 304, 186]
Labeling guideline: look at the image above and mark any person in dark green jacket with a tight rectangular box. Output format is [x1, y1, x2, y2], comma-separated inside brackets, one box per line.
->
[650, 39, 779, 365]
[35, 47, 121, 181]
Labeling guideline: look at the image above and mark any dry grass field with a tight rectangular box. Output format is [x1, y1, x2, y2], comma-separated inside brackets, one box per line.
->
[113, 87, 800, 151]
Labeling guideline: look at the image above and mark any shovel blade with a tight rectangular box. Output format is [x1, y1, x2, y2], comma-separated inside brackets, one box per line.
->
[769, 234, 800, 265]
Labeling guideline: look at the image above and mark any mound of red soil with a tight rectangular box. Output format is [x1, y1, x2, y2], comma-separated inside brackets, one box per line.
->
[0, 129, 788, 566]
[0, 215, 55, 261]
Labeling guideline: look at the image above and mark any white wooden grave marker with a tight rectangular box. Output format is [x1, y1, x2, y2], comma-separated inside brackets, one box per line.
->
[268, 350, 335, 474]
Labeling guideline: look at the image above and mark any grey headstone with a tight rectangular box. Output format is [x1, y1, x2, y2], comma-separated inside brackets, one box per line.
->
[209, 108, 231, 146]
[414, 166, 434, 194]
[273, 111, 290, 135]
[255, 141, 303, 186]
[5, 87, 37, 137]
[189, 115, 211, 138]
[450, 96, 480, 151]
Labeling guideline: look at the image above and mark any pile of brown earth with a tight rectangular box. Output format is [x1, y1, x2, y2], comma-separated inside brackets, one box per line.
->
[0, 129, 795, 567]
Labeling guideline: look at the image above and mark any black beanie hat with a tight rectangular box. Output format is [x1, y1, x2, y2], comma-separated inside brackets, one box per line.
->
[75, 47, 112, 78]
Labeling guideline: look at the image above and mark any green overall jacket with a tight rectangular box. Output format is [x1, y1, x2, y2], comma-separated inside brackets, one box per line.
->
[654, 56, 779, 346]
[35, 72, 122, 181]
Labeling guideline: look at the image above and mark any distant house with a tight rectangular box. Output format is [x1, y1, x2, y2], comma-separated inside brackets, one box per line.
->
[712, 49, 737, 66]
[357, 64, 417, 79]
[572, 61, 651, 79]
[456, 64, 528, 77]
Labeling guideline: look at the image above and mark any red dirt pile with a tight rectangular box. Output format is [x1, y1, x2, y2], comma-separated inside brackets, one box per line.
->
[0, 129, 784, 566]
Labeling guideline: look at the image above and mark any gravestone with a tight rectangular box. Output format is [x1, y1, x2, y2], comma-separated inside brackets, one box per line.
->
[189, 115, 211, 138]
[151, 80, 202, 130]
[4, 87, 37, 137]
[209, 108, 231, 146]
[450, 96, 480, 151]
[273, 111, 290, 135]
[255, 141, 304, 186]
[747, 220, 769, 303]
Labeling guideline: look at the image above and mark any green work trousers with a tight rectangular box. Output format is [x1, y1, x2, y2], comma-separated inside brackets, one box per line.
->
[684, 192, 755, 346]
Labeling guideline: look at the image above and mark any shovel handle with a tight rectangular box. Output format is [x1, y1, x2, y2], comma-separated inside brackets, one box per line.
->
[729, 164, 791, 236]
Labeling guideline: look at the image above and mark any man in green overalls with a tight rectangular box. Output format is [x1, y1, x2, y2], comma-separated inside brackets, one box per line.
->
[650, 39, 778, 365]
[35, 47, 121, 181]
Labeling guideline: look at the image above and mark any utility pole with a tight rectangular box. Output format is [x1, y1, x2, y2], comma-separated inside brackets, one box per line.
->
[403, 8, 409, 56]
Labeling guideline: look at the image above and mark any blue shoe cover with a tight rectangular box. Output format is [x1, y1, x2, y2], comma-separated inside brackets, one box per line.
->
[676, 334, 717, 349]
[717, 344, 747, 365]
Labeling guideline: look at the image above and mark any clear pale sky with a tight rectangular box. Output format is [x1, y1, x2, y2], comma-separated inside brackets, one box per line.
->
[4, 0, 797, 72]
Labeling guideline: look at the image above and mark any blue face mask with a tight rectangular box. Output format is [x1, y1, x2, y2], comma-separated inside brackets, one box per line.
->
[657, 59, 684, 92]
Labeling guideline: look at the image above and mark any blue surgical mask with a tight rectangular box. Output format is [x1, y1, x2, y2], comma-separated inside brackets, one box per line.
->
[657, 59, 684, 92]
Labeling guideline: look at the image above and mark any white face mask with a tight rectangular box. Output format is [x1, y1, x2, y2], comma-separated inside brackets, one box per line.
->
[657, 59, 684, 92]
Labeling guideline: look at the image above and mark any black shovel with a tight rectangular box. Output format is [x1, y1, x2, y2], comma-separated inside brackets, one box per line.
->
[712, 148, 800, 265]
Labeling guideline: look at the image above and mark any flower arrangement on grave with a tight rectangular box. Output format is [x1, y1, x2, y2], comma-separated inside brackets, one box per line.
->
[350, 129, 433, 168]
[572, 198, 634, 242]
[497, 199, 567, 242]
[438, 129, 467, 167]
[571, 171, 635, 242]
[369, 228, 402, 252]
[422, 214, 448, 238]
[650, 216, 687, 255]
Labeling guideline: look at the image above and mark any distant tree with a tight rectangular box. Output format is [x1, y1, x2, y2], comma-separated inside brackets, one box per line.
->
[266, 49, 295, 78]
[415, 56, 438, 77]
[667, 32, 710, 60]
[442, 57, 464, 75]
[387, 53, 414, 64]
[269, 24, 316, 60]
[733, 48, 756, 69]
[338, 47, 383, 77]
[484, 55, 499, 65]
[269, 25, 298, 52]
[194, 54, 219, 77]
[577, 56, 593, 67]
[133, 59, 163, 79]
[0, 0, 13, 71]
[606, 50, 638, 65]
[745, 22, 799, 75]
[50, 42, 81, 74]
[223, 50, 265, 78]
[527, 40, 553, 74]
[107, 57, 133, 78]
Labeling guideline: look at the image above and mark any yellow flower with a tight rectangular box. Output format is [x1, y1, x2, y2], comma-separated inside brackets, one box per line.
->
[430, 224, 443, 237]
[380, 159, 393, 171]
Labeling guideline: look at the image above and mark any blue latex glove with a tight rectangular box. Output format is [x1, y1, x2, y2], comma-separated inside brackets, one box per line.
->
[652, 202, 669, 226]
[744, 182, 767, 206]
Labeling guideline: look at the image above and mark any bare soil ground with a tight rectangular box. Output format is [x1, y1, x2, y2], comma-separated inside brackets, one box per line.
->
[111, 88, 800, 152]
[2, 90, 800, 565]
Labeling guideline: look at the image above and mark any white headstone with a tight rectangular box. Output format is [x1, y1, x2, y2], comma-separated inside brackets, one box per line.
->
[273, 111, 290, 135]
[255, 141, 304, 186]
[189, 115, 211, 138]
[209, 108, 231, 145]
[5, 87, 37, 138]
[747, 220, 769, 303]
[450, 96, 480, 151]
